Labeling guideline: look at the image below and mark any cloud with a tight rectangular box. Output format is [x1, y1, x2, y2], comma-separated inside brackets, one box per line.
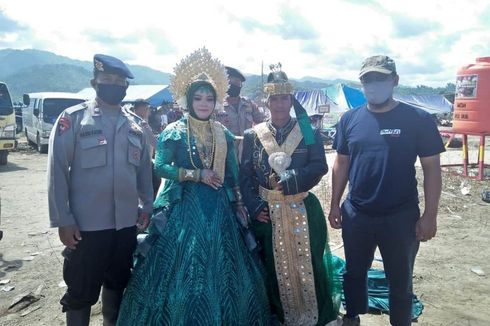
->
[391, 14, 441, 38]
[329, 52, 364, 71]
[479, 5, 490, 27]
[234, 16, 271, 33]
[84, 29, 137, 45]
[277, 6, 319, 40]
[301, 40, 323, 55]
[145, 28, 176, 55]
[0, 9, 24, 33]
[228, 5, 319, 41]
[342, 0, 380, 7]
[0, 9, 32, 48]
[1, 0, 488, 87]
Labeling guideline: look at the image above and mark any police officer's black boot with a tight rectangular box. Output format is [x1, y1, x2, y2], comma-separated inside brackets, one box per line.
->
[101, 287, 123, 326]
[66, 306, 91, 326]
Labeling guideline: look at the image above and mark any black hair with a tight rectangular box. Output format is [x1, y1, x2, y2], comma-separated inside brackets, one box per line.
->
[186, 81, 217, 110]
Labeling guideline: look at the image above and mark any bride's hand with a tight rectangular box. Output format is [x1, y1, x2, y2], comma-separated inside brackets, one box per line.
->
[200, 169, 222, 190]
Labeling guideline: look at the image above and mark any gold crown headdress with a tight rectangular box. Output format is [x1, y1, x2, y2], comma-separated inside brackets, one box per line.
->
[170, 48, 229, 111]
[263, 62, 294, 96]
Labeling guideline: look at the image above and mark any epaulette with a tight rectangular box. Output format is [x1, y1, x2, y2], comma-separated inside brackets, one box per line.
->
[65, 102, 89, 115]
[124, 107, 143, 122]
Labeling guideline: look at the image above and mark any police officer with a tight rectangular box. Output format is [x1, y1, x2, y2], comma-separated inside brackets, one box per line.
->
[130, 98, 156, 156]
[47, 54, 153, 326]
[129, 98, 160, 199]
[219, 66, 265, 160]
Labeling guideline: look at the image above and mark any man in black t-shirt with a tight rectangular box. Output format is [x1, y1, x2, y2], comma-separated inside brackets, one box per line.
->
[329, 55, 445, 326]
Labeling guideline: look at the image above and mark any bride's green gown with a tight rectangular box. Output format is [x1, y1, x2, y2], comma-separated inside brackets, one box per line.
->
[117, 117, 270, 326]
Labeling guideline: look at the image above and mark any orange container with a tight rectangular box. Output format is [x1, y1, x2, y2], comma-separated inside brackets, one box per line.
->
[453, 57, 490, 133]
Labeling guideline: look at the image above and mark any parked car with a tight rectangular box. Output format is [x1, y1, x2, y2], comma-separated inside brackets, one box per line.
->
[23, 92, 86, 153]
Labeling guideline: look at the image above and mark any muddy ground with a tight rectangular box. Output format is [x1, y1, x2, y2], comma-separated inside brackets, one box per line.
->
[0, 136, 489, 326]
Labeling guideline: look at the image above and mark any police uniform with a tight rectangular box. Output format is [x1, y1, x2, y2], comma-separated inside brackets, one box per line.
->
[218, 66, 266, 160]
[124, 104, 160, 198]
[47, 54, 153, 320]
[221, 97, 264, 159]
[124, 105, 156, 156]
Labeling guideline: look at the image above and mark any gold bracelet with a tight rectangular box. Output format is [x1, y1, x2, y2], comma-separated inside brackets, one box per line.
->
[179, 168, 200, 182]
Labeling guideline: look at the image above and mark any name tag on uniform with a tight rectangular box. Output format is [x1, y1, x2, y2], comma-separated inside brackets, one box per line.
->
[80, 129, 103, 137]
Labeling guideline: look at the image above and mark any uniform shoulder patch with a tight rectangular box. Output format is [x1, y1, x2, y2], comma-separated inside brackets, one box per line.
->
[58, 116, 71, 135]
[65, 102, 88, 115]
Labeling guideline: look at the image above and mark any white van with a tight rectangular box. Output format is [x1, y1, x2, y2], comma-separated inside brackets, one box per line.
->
[23, 92, 87, 153]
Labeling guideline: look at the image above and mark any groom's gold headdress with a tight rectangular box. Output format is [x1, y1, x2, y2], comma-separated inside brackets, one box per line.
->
[263, 62, 294, 96]
[170, 48, 228, 111]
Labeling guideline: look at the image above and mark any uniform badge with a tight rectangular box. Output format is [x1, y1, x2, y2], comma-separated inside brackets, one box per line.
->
[98, 137, 107, 145]
[130, 123, 142, 135]
[132, 150, 140, 161]
[94, 59, 104, 72]
[58, 116, 71, 135]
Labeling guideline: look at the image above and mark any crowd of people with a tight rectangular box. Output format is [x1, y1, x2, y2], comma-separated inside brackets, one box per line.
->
[47, 49, 443, 326]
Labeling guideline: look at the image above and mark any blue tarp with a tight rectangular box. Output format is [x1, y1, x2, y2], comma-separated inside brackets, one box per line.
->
[332, 255, 424, 321]
[324, 83, 367, 111]
[324, 84, 452, 115]
[293, 90, 330, 117]
[394, 94, 452, 114]
[77, 85, 173, 107]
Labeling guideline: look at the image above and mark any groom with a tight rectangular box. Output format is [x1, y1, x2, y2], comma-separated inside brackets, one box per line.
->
[240, 65, 339, 325]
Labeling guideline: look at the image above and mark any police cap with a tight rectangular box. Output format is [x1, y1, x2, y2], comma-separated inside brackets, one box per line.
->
[133, 98, 150, 108]
[225, 66, 246, 82]
[94, 54, 134, 79]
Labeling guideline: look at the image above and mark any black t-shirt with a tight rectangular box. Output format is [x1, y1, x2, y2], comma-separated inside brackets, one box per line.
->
[333, 102, 445, 215]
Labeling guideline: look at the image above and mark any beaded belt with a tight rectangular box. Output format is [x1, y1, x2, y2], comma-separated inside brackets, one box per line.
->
[259, 186, 319, 325]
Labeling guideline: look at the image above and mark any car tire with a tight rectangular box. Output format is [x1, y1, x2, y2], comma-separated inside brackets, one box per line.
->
[37, 133, 48, 154]
[0, 150, 7, 165]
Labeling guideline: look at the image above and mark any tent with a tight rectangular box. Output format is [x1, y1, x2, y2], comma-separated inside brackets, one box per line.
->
[77, 85, 173, 107]
[293, 90, 330, 117]
[324, 83, 453, 115]
[323, 83, 366, 111]
[394, 94, 452, 115]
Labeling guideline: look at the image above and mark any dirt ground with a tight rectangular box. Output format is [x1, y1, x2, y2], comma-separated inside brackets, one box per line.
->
[0, 136, 489, 326]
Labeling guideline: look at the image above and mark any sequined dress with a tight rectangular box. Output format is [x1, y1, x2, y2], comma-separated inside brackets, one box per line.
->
[117, 116, 270, 326]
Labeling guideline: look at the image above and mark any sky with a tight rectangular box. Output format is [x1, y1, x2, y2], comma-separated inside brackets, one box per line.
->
[1, 0, 490, 87]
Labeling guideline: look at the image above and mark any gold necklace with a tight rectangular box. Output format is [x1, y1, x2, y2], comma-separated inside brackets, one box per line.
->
[187, 116, 216, 169]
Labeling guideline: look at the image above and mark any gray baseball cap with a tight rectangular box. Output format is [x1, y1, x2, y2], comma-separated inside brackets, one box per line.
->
[359, 55, 396, 78]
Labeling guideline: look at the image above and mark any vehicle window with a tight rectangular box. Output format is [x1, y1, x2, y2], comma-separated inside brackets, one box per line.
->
[42, 98, 85, 123]
[0, 83, 13, 115]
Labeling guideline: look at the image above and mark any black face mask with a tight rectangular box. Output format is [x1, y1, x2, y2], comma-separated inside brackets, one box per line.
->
[227, 84, 241, 97]
[96, 83, 127, 105]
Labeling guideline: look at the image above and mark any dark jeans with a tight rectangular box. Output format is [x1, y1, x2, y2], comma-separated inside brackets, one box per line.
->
[60, 226, 137, 312]
[341, 201, 420, 326]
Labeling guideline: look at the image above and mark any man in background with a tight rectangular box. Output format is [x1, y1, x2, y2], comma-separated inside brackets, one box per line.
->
[219, 66, 265, 159]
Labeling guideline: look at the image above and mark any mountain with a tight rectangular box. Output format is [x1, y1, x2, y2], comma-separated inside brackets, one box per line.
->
[0, 48, 454, 102]
[0, 49, 172, 101]
[5, 64, 92, 101]
[0, 49, 88, 77]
